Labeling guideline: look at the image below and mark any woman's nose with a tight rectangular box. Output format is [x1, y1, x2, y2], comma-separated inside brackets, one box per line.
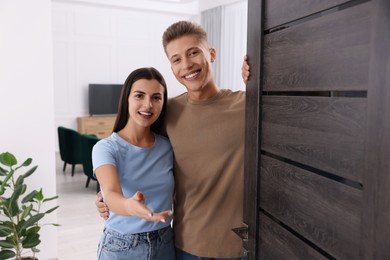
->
[143, 98, 152, 108]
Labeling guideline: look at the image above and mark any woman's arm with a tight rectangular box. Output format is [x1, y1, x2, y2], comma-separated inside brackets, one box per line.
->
[95, 164, 172, 222]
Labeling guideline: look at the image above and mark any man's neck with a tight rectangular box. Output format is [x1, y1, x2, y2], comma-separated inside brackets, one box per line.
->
[187, 85, 221, 101]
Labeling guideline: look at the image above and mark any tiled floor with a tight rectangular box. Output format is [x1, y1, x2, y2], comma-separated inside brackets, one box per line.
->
[56, 153, 103, 260]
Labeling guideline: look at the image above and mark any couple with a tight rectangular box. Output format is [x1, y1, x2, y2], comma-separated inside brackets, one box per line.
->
[93, 20, 251, 260]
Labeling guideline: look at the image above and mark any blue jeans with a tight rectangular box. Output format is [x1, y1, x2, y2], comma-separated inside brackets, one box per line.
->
[97, 225, 175, 260]
[175, 247, 244, 260]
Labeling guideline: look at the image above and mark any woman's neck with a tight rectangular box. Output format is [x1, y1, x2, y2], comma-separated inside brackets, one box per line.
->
[117, 124, 155, 148]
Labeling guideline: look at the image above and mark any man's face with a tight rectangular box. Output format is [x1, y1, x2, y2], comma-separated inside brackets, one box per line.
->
[165, 34, 216, 96]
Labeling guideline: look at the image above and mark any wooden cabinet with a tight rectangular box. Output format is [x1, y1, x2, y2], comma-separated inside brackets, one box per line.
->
[77, 116, 116, 139]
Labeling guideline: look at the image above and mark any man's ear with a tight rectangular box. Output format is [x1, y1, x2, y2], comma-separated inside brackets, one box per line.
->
[209, 47, 216, 62]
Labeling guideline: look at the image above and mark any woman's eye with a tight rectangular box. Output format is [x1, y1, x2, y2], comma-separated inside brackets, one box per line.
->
[153, 96, 162, 101]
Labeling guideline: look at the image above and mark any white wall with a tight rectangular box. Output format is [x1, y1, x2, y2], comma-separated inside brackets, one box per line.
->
[52, 0, 247, 152]
[0, 0, 58, 259]
[52, 0, 199, 143]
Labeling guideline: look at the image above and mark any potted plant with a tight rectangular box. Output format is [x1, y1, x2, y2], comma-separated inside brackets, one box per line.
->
[0, 152, 59, 260]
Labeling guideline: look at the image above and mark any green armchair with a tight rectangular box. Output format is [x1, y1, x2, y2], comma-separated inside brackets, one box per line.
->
[79, 134, 100, 193]
[57, 126, 84, 176]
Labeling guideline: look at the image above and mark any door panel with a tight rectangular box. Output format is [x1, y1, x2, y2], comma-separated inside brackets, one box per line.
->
[261, 156, 361, 259]
[243, 0, 390, 259]
[259, 213, 328, 260]
[265, 0, 352, 29]
[264, 3, 370, 92]
[262, 96, 366, 182]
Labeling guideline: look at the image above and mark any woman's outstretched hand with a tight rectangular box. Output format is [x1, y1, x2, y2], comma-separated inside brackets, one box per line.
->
[127, 191, 173, 223]
[96, 191, 172, 223]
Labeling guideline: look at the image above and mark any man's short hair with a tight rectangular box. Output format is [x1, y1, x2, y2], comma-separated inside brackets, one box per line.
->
[162, 20, 208, 54]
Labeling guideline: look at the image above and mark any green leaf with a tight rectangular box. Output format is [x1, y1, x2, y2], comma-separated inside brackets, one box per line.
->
[47, 223, 60, 227]
[0, 249, 16, 259]
[31, 247, 40, 253]
[0, 225, 13, 237]
[22, 233, 40, 248]
[16, 219, 25, 236]
[15, 174, 25, 186]
[20, 158, 32, 167]
[0, 169, 15, 196]
[22, 190, 38, 203]
[0, 239, 15, 248]
[20, 183, 27, 195]
[7, 198, 19, 217]
[43, 195, 59, 203]
[21, 204, 33, 221]
[0, 152, 17, 167]
[20, 165, 37, 179]
[19, 213, 44, 231]
[2, 221, 15, 230]
[26, 226, 40, 235]
[34, 189, 44, 201]
[45, 205, 59, 214]
[0, 166, 7, 176]
[9, 182, 24, 209]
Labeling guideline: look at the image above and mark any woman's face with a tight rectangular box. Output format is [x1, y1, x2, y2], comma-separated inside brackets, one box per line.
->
[127, 79, 165, 129]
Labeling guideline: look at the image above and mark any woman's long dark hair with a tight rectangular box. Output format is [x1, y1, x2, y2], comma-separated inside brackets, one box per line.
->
[112, 67, 168, 134]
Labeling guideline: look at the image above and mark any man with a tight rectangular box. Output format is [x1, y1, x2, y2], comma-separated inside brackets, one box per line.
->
[97, 20, 247, 259]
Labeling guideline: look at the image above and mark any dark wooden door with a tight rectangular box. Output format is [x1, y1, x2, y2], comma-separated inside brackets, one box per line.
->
[243, 0, 390, 259]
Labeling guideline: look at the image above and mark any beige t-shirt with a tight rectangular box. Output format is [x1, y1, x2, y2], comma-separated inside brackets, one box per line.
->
[165, 89, 245, 258]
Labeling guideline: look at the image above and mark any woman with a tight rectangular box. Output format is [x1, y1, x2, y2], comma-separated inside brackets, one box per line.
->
[93, 67, 175, 260]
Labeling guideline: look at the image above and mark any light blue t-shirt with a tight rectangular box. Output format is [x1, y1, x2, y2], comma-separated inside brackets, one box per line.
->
[92, 132, 174, 234]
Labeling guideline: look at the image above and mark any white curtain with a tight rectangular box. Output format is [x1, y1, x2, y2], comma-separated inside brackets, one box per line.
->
[201, 7, 222, 86]
[201, 0, 248, 91]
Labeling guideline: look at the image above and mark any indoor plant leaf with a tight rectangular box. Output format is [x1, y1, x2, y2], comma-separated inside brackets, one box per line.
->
[0, 166, 7, 176]
[34, 189, 44, 201]
[0, 152, 17, 167]
[0, 249, 16, 259]
[0, 239, 15, 248]
[42, 195, 59, 203]
[0, 169, 15, 196]
[19, 165, 37, 180]
[7, 197, 19, 217]
[22, 232, 40, 249]
[21, 204, 33, 221]
[44, 205, 60, 214]
[0, 225, 13, 237]
[22, 190, 38, 203]
[19, 213, 45, 231]
[26, 226, 40, 235]
[0, 152, 59, 259]
[19, 157, 32, 167]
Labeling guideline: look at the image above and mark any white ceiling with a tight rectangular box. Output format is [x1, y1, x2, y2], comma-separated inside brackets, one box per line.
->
[155, 0, 197, 2]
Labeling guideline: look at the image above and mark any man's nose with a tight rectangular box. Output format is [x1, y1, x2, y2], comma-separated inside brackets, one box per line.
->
[182, 57, 193, 69]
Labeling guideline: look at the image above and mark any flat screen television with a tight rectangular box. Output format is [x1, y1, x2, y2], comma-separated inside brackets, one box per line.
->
[88, 84, 123, 116]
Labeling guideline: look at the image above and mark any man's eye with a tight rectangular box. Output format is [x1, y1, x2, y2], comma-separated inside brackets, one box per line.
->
[189, 51, 198, 57]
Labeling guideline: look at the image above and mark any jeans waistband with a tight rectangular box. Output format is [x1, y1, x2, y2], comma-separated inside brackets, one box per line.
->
[104, 225, 170, 241]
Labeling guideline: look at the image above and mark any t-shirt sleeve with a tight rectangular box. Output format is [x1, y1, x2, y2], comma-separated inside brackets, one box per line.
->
[92, 139, 117, 178]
